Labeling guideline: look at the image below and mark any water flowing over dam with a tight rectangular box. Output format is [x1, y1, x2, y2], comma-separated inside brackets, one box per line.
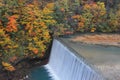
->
[45, 39, 105, 80]
[30, 37, 120, 80]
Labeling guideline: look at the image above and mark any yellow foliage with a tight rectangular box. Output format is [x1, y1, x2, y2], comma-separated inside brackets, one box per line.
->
[2, 62, 15, 71]
[46, 3, 55, 10]
[90, 28, 96, 32]
[43, 7, 53, 14]
[0, 29, 5, 36]
[83, 4, 91, 10]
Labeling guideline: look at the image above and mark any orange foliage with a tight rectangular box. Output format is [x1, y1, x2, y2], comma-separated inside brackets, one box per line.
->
[29, 32, 36, 37]
[6, 15, 18, 32]
[78, 22, 84, 28]
[32, 48, 39, 54]
[25, 23, 33, 30]
[60, 8, 65, 12]
[72, 15, 81, 19]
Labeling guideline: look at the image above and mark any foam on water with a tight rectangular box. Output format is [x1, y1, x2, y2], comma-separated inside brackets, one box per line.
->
[45, 64, 60, 80]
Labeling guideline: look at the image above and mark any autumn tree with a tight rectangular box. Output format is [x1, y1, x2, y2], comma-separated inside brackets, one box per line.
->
[0, 0, 55, 71]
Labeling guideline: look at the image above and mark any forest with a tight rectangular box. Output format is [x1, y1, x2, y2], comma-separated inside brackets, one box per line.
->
[0, 0, 120, 79]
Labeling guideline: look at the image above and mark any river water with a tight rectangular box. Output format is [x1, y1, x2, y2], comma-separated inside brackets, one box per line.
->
[29, 66, 53, 80]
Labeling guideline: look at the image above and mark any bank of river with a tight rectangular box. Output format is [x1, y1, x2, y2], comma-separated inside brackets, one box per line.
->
[71, 33, 120, 47]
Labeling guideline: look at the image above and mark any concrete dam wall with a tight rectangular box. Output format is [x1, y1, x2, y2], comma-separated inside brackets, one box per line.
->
[45, 39, 105, 80]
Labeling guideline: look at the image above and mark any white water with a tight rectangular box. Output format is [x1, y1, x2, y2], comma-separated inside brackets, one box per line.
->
[45, 39, 104, 80]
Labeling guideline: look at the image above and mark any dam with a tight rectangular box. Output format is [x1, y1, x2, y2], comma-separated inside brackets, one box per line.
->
[30, 37, 120, 80]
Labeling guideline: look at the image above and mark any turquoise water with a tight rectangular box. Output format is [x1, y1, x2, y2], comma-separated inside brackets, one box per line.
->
[30, 66, 53, 80]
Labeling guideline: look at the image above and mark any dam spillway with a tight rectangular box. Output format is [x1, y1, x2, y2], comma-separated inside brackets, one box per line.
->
[30, 37, 120, 80]
[45, 38, 105, 80]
